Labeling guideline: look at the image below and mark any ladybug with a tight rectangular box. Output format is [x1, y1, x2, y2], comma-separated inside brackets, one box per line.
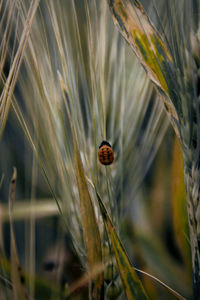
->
[98, 141, 114, 165]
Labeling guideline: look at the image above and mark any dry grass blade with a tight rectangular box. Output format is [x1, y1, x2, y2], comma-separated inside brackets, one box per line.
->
[74, 143, 104, 299]
[1, 199, 59, 222]
[171, 137, 192, 275]
[0, 0, 40, 137]
[8, 167, 17, 212]
[95, 191, 148, 300]
[8, 168, 29, 300]
[106, 0, 179, 136]
[0, 0, 16, 75]
[134, 267, 186, 300]
[59, 76, 103, 299]
[107, 0, 170, 91]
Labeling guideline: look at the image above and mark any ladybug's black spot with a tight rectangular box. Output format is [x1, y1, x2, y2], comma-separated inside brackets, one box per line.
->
[99, 140, 112, 149]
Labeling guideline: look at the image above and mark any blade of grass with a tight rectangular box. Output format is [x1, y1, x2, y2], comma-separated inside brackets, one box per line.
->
[59, 73, 103, 300]
[134, 267, 186, 300]
[106, 0, 179, 136]
[1, 199, 59, 222]
[74, 140, 103, 299]
[171, 137, 192, 275]
[94, 190, 148, 300]
[0, 0, 40, 138]
[106, 0, 171, 93]
[8, 168, 29, 300]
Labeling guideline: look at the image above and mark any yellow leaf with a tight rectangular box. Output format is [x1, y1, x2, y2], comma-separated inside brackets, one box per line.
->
[171, 137, 192, 276]
[107, 0, 179, 137]
[96, 192, 148, 300]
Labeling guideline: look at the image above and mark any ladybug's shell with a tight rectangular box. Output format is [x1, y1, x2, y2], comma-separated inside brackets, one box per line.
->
[98, 145, 114, 165]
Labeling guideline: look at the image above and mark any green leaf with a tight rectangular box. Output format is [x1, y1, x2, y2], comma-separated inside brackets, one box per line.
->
[96, 192, 148, 300]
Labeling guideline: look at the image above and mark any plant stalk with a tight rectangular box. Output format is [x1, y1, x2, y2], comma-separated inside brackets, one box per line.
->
[184, 164, 200, 299]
